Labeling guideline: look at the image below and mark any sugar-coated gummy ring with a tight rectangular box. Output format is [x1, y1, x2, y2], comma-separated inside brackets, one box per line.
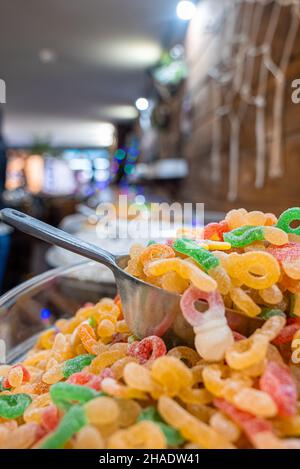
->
[259, 361, 297, 417]
[67, 369, 113, 391]
[214, 398, 273, 445]
[62, 354, 96, 379]
[225, 335, 269, 370]
[277, 208, 300, 236]
[267, 243, 300, 263]
[0, 393, 32, 419]
[50, 382, 99, 409]
[41, 405, 60, 433]
[272, 322, 300, 345]
[173, 238, 219, 272]
[128, 336, 167, 364]
[140, 244, 175, 266]
[223, 226, 264, 248]
[40, 404, 87, 449]
[180, 286, 225, 327]
[204, 221, 229, 241]
[227, 251, 280, 290]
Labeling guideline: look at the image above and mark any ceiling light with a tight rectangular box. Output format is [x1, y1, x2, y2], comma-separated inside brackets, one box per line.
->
[99, 105, 138, 120]
[4, 116, 115, 147]
[176, 1, 196, 21]
[39, 48, 57, 63]
[89, 39, 161, 69]
[135, 98, 149, 112]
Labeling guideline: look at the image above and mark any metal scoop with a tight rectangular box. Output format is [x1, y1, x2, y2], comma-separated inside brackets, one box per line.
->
[1, 208, 263, 347]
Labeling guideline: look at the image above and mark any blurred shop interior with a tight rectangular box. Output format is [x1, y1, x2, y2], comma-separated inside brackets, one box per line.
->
[0, 0, 300, 293]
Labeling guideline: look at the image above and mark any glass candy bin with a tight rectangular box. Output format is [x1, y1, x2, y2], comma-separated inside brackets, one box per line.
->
[0, 262, 117, 364]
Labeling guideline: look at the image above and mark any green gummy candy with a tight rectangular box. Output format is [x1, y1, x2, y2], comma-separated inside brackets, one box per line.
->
[223, 226, 264, 248]
[128, 335, 138, 344]
[50, 382, 99, 410]
[258, 308, 286, 320]
[138, 406, 160, 422]
[62, 354, 96, 379]
[173, 238, 219, 273]
[88, 316, 97, 328]
[147, 240, 157, 246]
[0, 393, 32, 419]
[41, 404, 87, 449]
[138, 406, 185, 446]
[277, 207, 300, 236]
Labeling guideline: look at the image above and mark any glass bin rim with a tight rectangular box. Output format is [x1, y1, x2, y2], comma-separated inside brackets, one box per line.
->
[0, 260, 95, 309]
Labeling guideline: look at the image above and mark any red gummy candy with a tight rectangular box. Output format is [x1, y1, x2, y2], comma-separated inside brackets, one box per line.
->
[41, 405, 60, 433]
[16, 364, 31, 382]
[287, 317, 300, 325]
[259, 361, 297, 417]
[128, 336, 167, 364]
[214, 398, 272, 444]
[272, 321, 300, 345]
[2, 377, 11, 389]
[204, 221, 229, 241]
[99, 368, 114, 381]
[267, 243, 300, 264]
[67, 368, 114, 391]
[67, 371, 94, 386]
[2, 364, 30, 389]
[35, 424, 47, 442]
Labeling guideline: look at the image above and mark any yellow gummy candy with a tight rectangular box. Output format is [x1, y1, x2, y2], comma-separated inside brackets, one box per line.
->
[123, 362, 154, 393]
[150, 356, 193, 397]
[91, 350, 126, 374]
[232, 388, 278, 418]
[225, 316, 286, 370]
[158, 396, 235, 449]
[263, 226, 288, 246]
[85, 396, 120, 426]
[209, 266, 231, 295]
[259, 285, 283, 305]
[282, 259, 300, 280]
[145, 258, 217, 292]
[225, 335, 269, 370]
[202, 364, 251, 400]
[107, 421, 166, 449]
[230, 287, 261, 317]
[226, 251, 280, 290]
[209, 411, 241, 443]
[74, 425, 104, 449]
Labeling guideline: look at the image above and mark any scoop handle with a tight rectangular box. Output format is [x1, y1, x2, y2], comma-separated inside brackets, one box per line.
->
[0, 208, 117, 270]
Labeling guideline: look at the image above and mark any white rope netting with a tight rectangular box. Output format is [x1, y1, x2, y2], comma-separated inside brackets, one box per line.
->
[207, 0, 300, 201]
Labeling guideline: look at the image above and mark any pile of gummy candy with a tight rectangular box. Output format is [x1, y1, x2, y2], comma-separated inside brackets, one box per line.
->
[2, 208, 300, 449]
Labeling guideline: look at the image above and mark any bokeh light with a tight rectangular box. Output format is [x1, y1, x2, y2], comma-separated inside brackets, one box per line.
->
[135, 98, 149, 112]
[114, 149, 126, 161]
[176, 1, 196, 21]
